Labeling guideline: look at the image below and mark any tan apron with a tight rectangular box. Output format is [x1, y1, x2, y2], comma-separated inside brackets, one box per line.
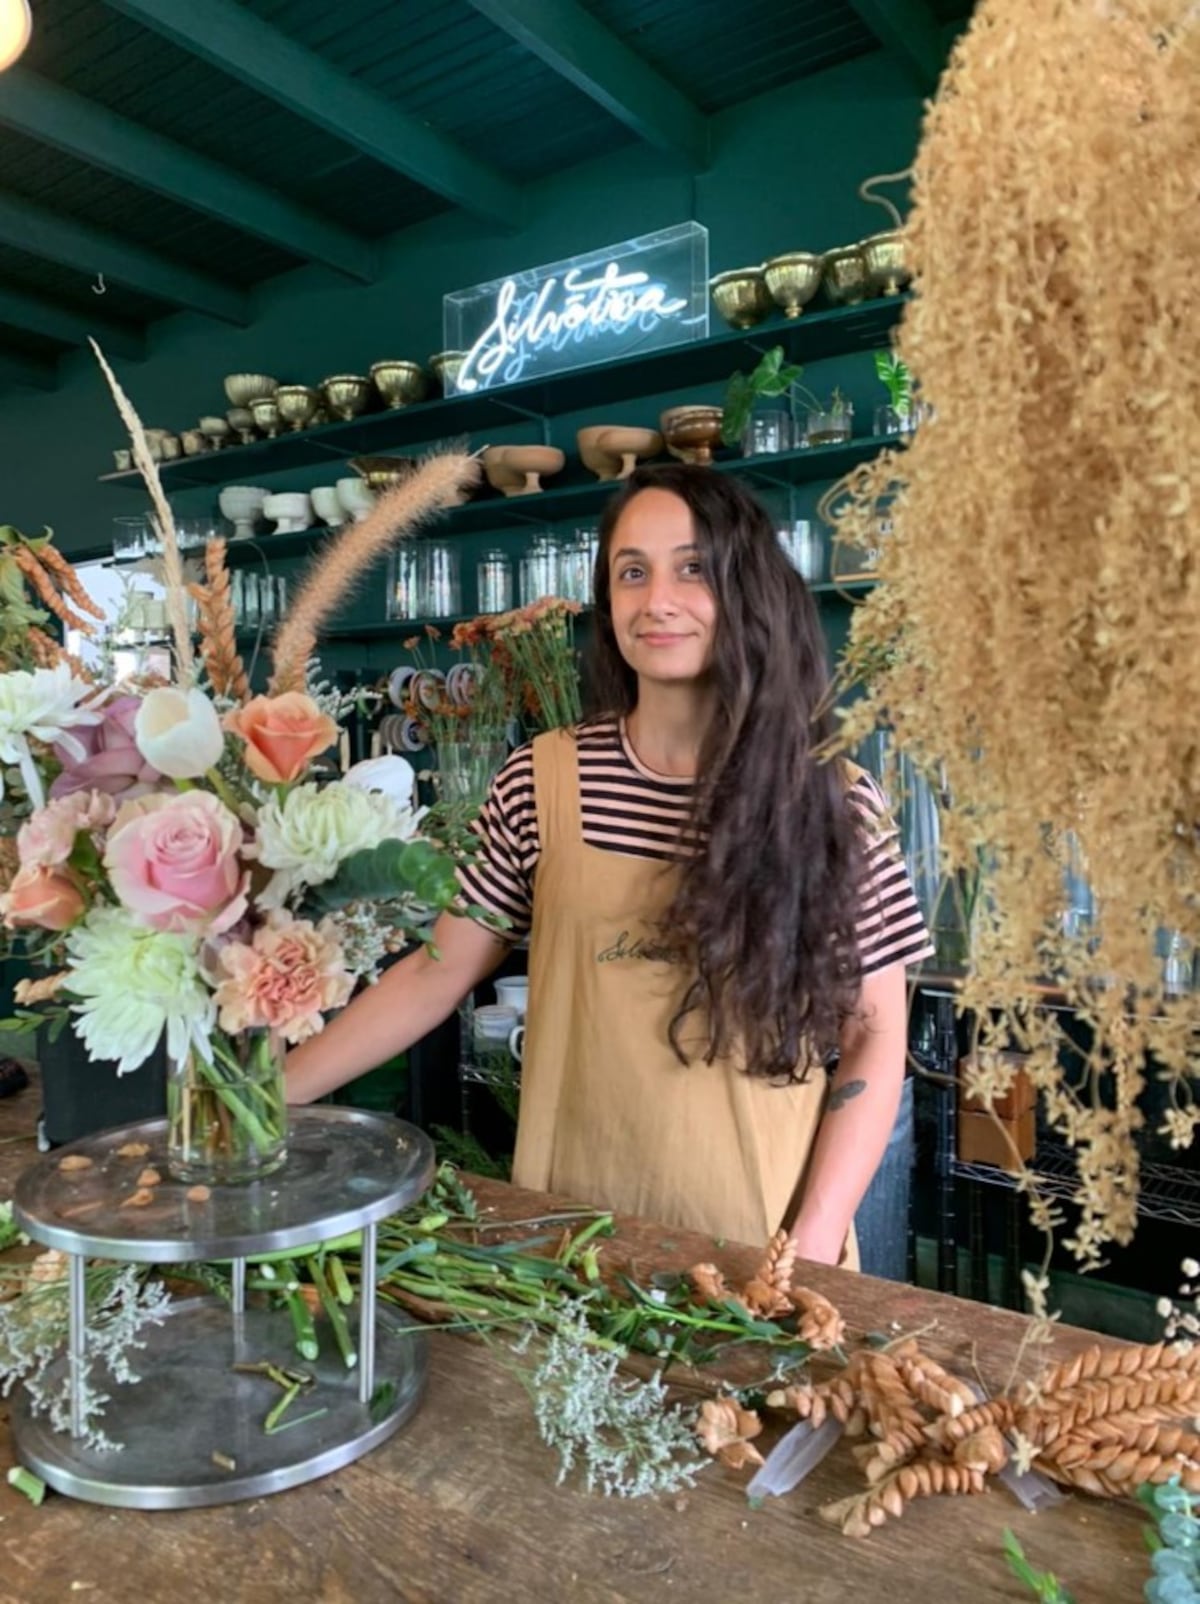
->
[513, 728, 856, 1258]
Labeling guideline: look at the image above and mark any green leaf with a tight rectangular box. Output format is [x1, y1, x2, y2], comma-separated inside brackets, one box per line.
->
[308, 837, 460, 915]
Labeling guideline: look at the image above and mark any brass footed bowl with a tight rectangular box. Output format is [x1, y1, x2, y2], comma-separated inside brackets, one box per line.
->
[349, 454, 419, 492]
[275, 385, 321, 431]
[710, 268, 773, 330]
[429, 351, 467, 394]
[822, 245, 869, 306]
[249, 397, 281, 438]
[370, 361, 427, 409]
[321, 374, 374, 422]
[660, 405, 724, 465]
[763, 252, 823, 318]
[860, 231, 911, 297]
[223, 373, 278, 408]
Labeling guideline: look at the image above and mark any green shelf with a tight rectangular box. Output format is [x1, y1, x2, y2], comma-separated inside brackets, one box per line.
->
[94, 297, 909, 494]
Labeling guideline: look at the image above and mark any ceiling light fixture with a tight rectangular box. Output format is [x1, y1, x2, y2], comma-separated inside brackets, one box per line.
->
[0, 0, 31, 72]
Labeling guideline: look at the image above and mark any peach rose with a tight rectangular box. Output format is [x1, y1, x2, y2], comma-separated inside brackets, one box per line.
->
[209, 910, 352, 1044]
[1, 864, 86, 930]
[223, 694, 338, 786]
[104, 791, 247, 934]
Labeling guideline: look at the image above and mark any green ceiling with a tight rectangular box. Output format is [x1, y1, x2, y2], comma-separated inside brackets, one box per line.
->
[0, 0, 974, 391]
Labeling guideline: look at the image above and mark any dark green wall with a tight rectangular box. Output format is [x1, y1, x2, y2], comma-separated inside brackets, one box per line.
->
[0, 51, 924, 561]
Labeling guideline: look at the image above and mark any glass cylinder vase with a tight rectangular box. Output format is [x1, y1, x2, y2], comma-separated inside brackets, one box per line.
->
[434, 739, 508, 809]
[166, 1028, 288, 1185]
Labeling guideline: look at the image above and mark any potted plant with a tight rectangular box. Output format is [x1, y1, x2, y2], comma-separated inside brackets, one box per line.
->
[873, 350, 926, 437]
[721, 348, 855, 454]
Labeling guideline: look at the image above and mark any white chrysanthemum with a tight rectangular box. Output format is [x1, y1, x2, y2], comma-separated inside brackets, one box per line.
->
[65, 906, 214, 1075]
[254, 781, 423, 909]
[0, 664, 105, 809]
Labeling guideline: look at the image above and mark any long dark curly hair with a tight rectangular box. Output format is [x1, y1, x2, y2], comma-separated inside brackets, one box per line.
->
[586, 462, 864, 1078]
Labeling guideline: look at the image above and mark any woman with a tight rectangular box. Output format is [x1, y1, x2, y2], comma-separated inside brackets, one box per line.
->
[288, 465, 932, 1261]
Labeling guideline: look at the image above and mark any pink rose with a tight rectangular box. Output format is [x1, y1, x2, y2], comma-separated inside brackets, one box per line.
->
[51, 695, 162, 800]
[210, 911, 352, 1044]
[1, 864, 86, 931]
[104, 791, 247, 934]
[17, 790, 116, 869]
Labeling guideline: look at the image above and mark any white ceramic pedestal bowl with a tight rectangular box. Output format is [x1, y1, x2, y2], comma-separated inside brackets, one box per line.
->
[218, 485, 268, 542]
[310, 485, 344, 526]
[262, 492, 313, 535]
[483, 445, 565, 497]
[336, 476, 377, 524]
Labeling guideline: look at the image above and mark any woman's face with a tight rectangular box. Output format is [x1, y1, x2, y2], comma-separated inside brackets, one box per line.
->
[606, 488, 717, 686]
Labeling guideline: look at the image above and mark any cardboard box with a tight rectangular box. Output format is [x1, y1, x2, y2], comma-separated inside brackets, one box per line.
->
[957, 1107, 1036, 1172]
[957, 1053, 1036, 1120]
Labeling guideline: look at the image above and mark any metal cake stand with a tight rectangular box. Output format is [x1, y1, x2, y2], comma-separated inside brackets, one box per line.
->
[10, 1107, 435, 1509]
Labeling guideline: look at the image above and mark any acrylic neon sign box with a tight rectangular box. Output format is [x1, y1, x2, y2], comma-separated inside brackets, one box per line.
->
[443, 221, 710, 394]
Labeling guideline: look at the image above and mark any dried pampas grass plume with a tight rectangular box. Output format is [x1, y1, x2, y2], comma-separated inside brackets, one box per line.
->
[832, 0, 1200, 1265]
[90, 340, 194, 689]
[270, 451, 480, 695]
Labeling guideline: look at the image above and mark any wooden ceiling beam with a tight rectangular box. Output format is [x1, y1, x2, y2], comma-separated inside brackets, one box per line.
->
[0, 283, 144, 359]
[0, 190, 250, 325]
[101, 0, 525, 229]
[0, 68, 377, 281]
[466, 0, 710, 168]
[843, 0, 947, 92]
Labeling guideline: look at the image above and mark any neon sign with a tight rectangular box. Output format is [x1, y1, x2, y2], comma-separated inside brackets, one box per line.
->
[443, 222, 709, 394]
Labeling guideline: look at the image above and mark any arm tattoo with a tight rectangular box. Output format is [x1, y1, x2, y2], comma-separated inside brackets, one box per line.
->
[827, 1078, 867, 1112]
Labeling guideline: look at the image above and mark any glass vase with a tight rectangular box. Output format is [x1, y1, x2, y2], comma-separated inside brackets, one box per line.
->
[166, 1028, 288, 1185]
[435, 739, 508, 808]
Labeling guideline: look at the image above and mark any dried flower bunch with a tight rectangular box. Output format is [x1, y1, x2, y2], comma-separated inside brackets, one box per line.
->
[692, 1256, 1200, 1539]
[828, 0, 1200, 1264]
[689, 1228, 846, 1350]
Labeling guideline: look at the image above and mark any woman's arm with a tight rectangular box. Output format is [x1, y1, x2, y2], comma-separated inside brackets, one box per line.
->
[285, 911, 511, 1104]
[787, 960, 908, 1264]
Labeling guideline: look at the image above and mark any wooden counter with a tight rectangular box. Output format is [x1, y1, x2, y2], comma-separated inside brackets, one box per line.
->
[0, 1074, 1146, 1604]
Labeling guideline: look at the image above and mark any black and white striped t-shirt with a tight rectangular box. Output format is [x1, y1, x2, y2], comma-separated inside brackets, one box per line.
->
[460, 719, 934, 974]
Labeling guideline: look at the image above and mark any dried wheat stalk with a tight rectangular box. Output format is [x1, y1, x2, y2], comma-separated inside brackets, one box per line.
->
[191, 538, 249, 704]
[270, 452, 480, 696]
[89, 339, 194, 688]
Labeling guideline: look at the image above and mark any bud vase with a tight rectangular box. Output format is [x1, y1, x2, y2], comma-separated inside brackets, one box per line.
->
[166, 1028, 288, 1185]
[435, 739, 508, 809]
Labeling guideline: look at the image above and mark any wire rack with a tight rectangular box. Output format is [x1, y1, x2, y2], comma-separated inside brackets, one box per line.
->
[952, 1144, 1200, 1228]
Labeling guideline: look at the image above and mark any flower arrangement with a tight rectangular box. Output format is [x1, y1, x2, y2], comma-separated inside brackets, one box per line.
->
[0, 345, 489, 1182]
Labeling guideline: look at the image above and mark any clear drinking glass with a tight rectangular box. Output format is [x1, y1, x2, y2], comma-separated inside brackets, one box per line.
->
[112, 516, 151, 560]
[558, 534, 594, 604]
[387, 547, 422, 621]
[420, 540, 461, 618]
[519, 535, 560, 606]
[777, 520, 823, 583]
[476, 548, 513, 614]
[743, 410, 791, 455]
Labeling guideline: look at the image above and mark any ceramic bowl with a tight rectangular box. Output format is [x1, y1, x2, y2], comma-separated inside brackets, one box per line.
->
[322, 374, 374, 422]
[218, 485, 268, 541]
[429, 351, 467, 394]
[860, 230, 911, 297]
[822, 244, 870, 306]
[275, 385, 321, 431]
[349, 454, 419, 492]
[310, 485, 344, 526]
[577, 425, 664, 481]
[710, 267, 773, 329]
[659, 405, 724, 465]
[369, 361, 427, 409]
[179, 430, 207, 457]
[336, 476, 376, 523]
[159, 434, 182, 460]
[112, 447, 132, 471]
[483, 445, 565, 497]
[763, 251, 824, 318]
[262, 492, 312, 535]
[223, 373, 278, 408]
